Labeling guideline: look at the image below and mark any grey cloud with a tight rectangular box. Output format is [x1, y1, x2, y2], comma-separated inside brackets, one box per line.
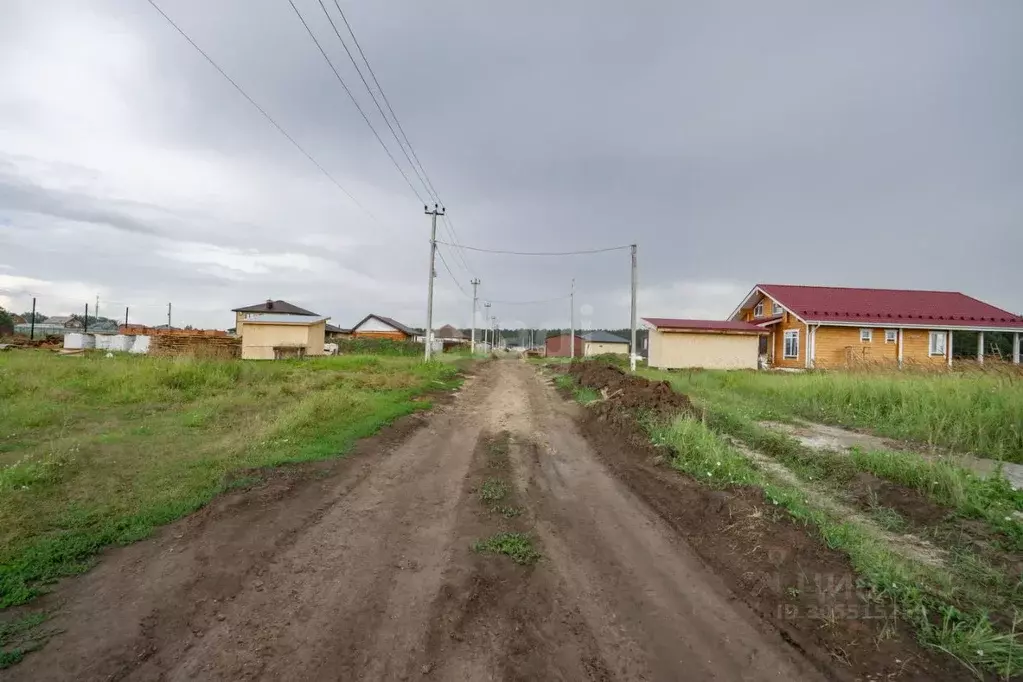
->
[1, 0, 1021, 329]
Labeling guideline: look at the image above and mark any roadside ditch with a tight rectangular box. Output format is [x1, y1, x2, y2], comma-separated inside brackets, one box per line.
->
[555, 360, 1010, 681]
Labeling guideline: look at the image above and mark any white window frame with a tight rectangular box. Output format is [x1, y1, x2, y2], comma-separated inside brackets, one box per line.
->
[772, 302, 782, 315]
[885, 329, 897, 344]
[754, 302, 764, 318]
[929, 331, 946, 356]
[860, 328, 872, 343]
[783, 329, 799, 359]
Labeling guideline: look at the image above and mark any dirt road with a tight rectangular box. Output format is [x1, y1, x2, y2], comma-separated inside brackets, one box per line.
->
[11, 360, 826, 681]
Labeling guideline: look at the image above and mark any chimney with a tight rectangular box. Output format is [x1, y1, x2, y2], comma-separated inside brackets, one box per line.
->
[266, 299, 274, 310]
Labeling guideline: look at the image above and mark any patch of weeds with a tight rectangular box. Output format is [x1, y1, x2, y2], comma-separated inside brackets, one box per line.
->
[573, 386, 601, 405]
[478, 478, 508, 504]
[850, 447, 1023, 551]
[472, 532, 541, 565]
[494, 506, 521, 518]
[487, 434, 510, 468]
[0, 611, 47, 670]
[219, 475, 263, 493]
[868, 506, 907, 533]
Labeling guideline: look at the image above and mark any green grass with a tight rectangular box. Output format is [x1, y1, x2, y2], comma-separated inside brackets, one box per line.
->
[478, 478, 509, 504]
[644, 368, 1023, 550]
[561, 365, 1023, 677]
[0, 352, 462, 608]
[472, 532, 541, 565]
[553, 373, 601, 404]
[641, 368, 1023, 463]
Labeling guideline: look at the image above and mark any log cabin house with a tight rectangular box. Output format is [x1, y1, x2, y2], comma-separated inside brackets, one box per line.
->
[729, 284, 1023, 369]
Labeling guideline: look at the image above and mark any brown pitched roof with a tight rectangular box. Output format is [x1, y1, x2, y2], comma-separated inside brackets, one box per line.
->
[351, 314, 416, 336]
[232, 299, 319, 316]
[435, 324, 464, 340]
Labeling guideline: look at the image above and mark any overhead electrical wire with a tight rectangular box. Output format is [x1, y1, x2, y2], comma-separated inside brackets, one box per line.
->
[287, 0, 426, 203]
[314, 0, 432, 202]
[435, 241, 632, 256]
[434, 244, 471, 298]
[322, 0, 477, 278]
[482, 294, 571, 306]
[145, 0, 370, 214]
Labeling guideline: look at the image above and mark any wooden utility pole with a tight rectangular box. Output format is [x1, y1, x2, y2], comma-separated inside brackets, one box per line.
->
[630, 244, 638, 371]
[470, 278, 480, 354]
[29, 297, 36, 340]
[424, 204, 445, 361]
[569, 278, 575, 359]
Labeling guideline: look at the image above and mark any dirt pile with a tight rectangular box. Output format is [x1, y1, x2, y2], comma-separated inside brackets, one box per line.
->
[565, 361, 693, 418]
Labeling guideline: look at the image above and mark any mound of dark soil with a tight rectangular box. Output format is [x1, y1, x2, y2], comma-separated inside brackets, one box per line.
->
[565, 362, 693, 418]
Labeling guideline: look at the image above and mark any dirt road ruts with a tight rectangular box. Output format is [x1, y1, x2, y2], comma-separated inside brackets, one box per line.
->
[10, 360, 821, 681]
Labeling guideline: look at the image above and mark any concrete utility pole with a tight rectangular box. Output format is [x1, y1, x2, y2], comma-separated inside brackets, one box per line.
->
[84, 303, 89, 333]
[470, 278, 480, 354]
[423, 204, 445, 361]
[630, 244, 638, 372]
[29, 297, 36, 340]
[569, 278, 575, 359]
[167, 302, 172, 329]
[95, 295, 100, 323]
[483, 301, 491, 351]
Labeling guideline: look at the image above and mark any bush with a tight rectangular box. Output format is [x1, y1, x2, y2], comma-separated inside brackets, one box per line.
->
[335, 338, 422, 357]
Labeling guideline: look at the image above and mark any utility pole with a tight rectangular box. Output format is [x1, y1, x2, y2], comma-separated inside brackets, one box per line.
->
[84, 303, 89, 333]
[167, 302, 172, 329]
[483, 301, 491, 351]
[95, 294, 100, 323]
[29, 297, 36, 340]
[424, 203, 445, 361]
[630, 244, 638, 372]
[470, 278, 480, 354]
[493, 317, 499, 350]
[569, 278, 575, 359]
[124, 307, 129, 328]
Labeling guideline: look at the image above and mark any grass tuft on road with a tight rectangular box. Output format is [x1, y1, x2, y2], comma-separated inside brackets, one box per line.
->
[0, 352, 463, 609]
[472, 532, 541, 565]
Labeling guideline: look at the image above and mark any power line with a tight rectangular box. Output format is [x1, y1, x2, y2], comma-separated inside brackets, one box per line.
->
[330, 0, 439, 201]
[482, 294, 571, 306]
[435, 241, 632, 256]
[435, 244, 471, 298]
[314, 0, 431, 202]
[326, 2, 477, 278]
[145, 0, 369, 214]
[287, 0, 425, 203]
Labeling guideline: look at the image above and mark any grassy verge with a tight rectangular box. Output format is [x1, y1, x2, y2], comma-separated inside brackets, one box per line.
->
[640, 367, 1023, 463]
[645, 369, 1023, 551]
[0, 352, 463, 608]
[560, 368, 1023, 677]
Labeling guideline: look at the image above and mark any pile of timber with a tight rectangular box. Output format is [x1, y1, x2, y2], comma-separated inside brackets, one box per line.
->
[149, 334, 241, 359]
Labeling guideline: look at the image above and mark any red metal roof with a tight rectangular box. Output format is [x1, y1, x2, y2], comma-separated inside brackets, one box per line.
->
[759, 284, 1023, 329]
[643, 318, 768, 333]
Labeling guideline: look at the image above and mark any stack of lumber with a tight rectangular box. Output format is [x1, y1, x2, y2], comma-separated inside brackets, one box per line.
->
[149, 335, 240, 358]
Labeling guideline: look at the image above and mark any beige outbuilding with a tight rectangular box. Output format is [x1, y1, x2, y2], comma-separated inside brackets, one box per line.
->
[643, 318, 769, 370]
[582, 331, 630, 357]
[232, 299, 328, 360]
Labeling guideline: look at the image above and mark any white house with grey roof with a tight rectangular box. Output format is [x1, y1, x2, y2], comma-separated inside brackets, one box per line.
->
[582, 331, 630, 357]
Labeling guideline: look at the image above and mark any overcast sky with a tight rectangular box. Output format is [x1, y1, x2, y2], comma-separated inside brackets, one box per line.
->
[1, 1, 1021, 331]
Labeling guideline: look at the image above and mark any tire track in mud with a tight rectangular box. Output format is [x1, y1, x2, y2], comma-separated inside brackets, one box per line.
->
[413, 430, 611, 680]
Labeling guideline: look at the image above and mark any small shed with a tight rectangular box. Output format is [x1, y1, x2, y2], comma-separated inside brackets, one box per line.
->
[643, 318, 769, 370]
[232, 299, 328, 360]
[545, 333, 584, 358]
[582, 331, 629, 357]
